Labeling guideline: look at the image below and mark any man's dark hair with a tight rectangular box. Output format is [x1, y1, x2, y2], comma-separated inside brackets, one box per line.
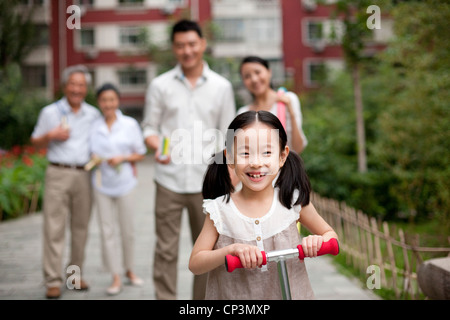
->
[171, 19, 203, 42]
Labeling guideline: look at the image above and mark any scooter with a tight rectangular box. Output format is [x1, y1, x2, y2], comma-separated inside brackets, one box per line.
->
[225, 238, 339, 300]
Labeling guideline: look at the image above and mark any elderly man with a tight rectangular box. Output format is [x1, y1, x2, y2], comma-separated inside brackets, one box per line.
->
[31, 65, 101, 299]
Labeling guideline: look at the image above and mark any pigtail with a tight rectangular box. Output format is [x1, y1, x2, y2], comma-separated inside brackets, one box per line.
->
[275, 151, 311, 208]
[202, 150, 234, 201]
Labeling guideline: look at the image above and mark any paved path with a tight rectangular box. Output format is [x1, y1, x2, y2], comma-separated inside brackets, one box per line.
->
[0, 156, 379, 300]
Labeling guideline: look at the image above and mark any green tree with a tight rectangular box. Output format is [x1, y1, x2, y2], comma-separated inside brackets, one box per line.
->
[0, 64, 49, 149]
[332, 0, 375, 173]
[371, 0, 450, 227]
[303, 0, 449, 233]
[0, 0, 38, 68]
[0, 0, 47, 149]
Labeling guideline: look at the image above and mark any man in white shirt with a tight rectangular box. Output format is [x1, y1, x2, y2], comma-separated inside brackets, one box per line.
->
[31, 65, 101, 299]
[142, 19, 236, 300]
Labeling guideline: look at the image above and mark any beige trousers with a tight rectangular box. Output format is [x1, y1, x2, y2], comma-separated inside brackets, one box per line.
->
[94, 189, 135, 275]
[42, 165, 92, 288]
[153, 182, 207, 300]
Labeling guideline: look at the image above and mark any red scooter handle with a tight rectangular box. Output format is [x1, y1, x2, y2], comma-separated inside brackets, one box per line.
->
[225, 238, 339, 272]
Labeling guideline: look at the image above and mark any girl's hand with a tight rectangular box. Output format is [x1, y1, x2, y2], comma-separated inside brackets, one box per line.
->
[301, 235, 324, 258]
[230, 243, 263, 269]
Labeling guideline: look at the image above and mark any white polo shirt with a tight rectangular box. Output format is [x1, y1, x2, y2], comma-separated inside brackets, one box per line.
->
[90, 110, 147, 197]
[142, 62, 236, 194]
[31, 97, 101, 165]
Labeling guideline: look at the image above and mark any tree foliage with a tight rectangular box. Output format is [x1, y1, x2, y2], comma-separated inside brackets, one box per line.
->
[372, 0, 450, 226]
[0, 64, 49, 150]
[0, 0, 38, 68]
[303, 0, 449, 232]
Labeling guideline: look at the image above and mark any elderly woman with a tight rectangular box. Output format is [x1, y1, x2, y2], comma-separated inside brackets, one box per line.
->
[89, 83, 147, 295]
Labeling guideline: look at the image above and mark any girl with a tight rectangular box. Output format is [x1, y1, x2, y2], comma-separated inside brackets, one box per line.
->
[89, 83, 147, 295]
[238, 56, 308, 154]
[189, 111, 338, 300]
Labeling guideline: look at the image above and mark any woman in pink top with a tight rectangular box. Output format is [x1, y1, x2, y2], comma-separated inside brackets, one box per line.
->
[237, 56, 308, 154]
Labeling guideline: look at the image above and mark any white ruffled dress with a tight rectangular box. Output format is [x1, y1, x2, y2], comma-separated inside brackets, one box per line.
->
[203, 188, 315, 300]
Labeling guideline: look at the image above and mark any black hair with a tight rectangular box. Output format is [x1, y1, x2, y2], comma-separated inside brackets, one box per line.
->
[239, 56, 270, 73]
[202, 111, 311, 209]
[171, 19, 203, 42]
[96, 82, 120, 99]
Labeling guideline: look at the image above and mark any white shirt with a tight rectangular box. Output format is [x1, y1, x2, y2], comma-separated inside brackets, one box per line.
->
[142, 62, 236, 194]
[90, 110, 147, 197]
[237, 91, 308, 150]
[31, 97, 101, 165]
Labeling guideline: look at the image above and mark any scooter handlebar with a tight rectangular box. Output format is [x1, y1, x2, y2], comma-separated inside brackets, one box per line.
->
[297, 237, 339, 259]
[225, 238, 339, 273]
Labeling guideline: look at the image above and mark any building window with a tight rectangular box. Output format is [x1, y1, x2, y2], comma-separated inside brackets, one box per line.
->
[74, 0, 94, 6]
[215, 18, 279, 43]
[20, 0, 46, 6]
[215, 19, 244, 42]
[120, 27, 144, 46]
[168, 0, 183, 5]
[267, 59, 284, 87]
[306, 21, 324, 43]
[118, 69, 147, 86]
[80, 29, 95, 47]
[248, 18, 279, 43]
[304, 19, 344, 47]
[118, 0, 144, 6]
[36, 24, 49, 46]
[306, 61, 326, 87]
[22, 65, 47, 88]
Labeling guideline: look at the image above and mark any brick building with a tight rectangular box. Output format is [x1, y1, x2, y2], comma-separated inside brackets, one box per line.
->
[21, 0, 393, 118]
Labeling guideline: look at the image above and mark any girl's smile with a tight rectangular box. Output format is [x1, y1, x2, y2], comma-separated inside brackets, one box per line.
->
[246, 171, 269, 182]
[229, 121, 288, 193]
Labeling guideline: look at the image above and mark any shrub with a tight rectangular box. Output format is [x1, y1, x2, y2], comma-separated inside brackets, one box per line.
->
[0, 145, 47, 220]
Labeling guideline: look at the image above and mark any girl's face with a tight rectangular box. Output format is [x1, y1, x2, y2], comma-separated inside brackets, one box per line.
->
[228, 121, 288, 193]
[97, 90, 119, 119]
[240, 62, 272, 97]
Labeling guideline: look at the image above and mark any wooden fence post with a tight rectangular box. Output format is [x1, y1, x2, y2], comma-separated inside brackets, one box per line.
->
[383, 221, 399, 299]
[357, 211, 369, 275]
[399, 229, 412, 299]
[371, 217, 386, 287]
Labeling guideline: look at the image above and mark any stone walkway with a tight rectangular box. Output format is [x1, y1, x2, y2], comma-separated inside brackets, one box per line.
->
[0, 156, 379, 300]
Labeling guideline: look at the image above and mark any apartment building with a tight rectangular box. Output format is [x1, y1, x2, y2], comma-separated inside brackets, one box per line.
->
[283, 0, 393, 93]
[20, 0, 393, 118]
[20, 0, 53, 99]
[52, 0, 210, 119]
[210, 0, 284, 103]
